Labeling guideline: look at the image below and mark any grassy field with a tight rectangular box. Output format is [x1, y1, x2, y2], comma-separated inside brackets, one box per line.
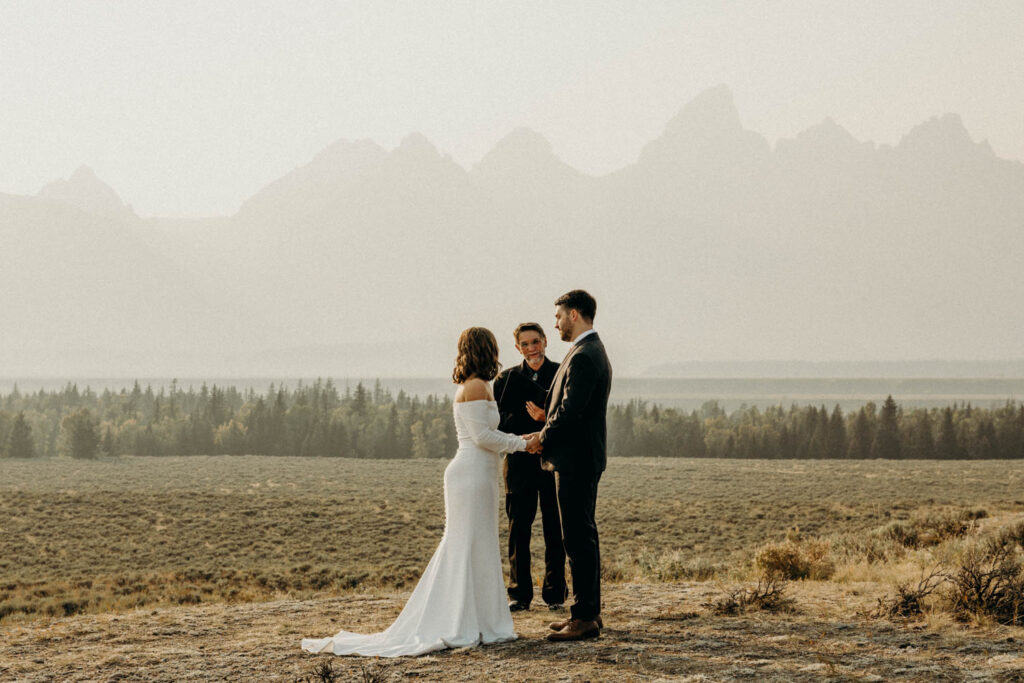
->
[2, 456, 1024, 622]
[4, 456, 1024, 681]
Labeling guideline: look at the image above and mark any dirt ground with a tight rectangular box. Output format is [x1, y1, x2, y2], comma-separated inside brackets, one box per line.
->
[2, 581, 1023, 682]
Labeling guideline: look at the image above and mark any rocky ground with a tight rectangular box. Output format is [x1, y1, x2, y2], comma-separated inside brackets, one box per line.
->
[2, 581, 1023, 682]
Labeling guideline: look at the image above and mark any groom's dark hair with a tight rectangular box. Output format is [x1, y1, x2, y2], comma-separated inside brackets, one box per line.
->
[554, 289, 596, 322]
[513, 322, 546, 342]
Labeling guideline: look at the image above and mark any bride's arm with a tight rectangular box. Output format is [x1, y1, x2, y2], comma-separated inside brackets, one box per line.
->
[461, 408, 528, 455]
[458, 379, 527, 454]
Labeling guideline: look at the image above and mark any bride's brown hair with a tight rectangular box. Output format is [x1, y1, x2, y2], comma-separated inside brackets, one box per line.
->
[452, 327, 502, 384]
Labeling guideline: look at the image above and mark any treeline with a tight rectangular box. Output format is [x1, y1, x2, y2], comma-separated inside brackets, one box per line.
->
[1, 382, 1023, 460]
[0, 380, 456, 460]
[610, 397, 1024, 460]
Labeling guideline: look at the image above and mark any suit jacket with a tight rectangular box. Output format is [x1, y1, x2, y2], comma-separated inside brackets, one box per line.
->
[494, 357, 559, 492]
[494, 357, 559, 436]
[539, 331, 612, 475]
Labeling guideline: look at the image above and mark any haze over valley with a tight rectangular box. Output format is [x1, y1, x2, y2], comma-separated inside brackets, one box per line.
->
[2, 86, 1022, 377]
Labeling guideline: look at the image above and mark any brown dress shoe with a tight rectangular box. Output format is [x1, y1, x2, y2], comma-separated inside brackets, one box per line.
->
[546, 618, 601, 641]
[548, 615, 603, 631]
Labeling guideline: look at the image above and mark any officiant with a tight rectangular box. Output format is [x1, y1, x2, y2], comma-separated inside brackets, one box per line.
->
[494, 322, 567, 612]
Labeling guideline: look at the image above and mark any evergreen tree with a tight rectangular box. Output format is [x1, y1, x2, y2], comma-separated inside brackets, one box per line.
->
[168, 379, 179, 419]
[101, 425, 117, 457]
[808, 405, 829, 458]
[826, 405, 847, 459]
[1016, 407, 1024, 459]
[206, 386, 228, 427]
[410, 420, 429, 459]
[906, 410, 936, 459]
[379, 404, 400, 458]
[778, 424, 794, 459]
[327, 413, 348, 457]
[976, 419, 998, 459]
[352, 382, 369, 416]
[60, 409, 99, 459]
[269, 389, 288, 455]
[932, 406, 954, 459]
[683, 411, 707, 458]
[870, 395, 901, 459]
[5, 412, 35, 458]
[847, 408, 872, 459]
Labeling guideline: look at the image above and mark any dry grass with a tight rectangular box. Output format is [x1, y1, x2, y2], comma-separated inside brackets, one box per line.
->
[4, 456, 1024, 680]
[2, 456, 1024, 623]
[2, 582, 1023, 682]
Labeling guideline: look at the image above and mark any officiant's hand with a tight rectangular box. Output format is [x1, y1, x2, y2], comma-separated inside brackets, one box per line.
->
[524, 432, 543, 454]
[525, 401, 545, 422]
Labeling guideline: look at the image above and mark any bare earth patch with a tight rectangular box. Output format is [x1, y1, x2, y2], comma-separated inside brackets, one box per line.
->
[2, 582, 1023, 682]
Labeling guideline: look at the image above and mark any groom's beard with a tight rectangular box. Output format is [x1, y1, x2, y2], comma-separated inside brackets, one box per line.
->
[559, 327, 573, 342]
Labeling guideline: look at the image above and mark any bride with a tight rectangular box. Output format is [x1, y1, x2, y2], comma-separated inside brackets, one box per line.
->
[302, 327, 539, 657]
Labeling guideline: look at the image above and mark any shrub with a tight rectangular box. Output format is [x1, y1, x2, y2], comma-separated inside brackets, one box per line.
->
[831, 532, 906, 565]
[636, 548, 719, 581]
[61, 600, 85, 617]
[292, 660, 340, 683]
[709, 573, 793, 615]
[601, 558, 629, 582]
[991, 520, 1024, 550]
[0, 599, 33, 620]
[874, 568, 946, 619]
[945, 537, 1024, 626]
[755, 536, 834, 580]
[878, 508, 984, 549]
[915, 508, 984, 546]
[291, 660, 393, 683]
[878, 521, 919, 549]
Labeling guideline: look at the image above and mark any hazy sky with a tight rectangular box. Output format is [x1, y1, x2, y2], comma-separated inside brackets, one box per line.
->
[2, 0, 1022, 218]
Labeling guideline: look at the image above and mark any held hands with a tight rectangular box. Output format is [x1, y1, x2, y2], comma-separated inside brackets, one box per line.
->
[525, 401, 546, 422]
[523, 432, 543, 454]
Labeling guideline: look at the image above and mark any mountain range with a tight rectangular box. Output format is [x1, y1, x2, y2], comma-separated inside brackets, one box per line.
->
[2, 85, 1023, 377]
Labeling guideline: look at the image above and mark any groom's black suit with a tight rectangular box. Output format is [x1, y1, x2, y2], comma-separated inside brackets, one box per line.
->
[539, 331, 611, 622]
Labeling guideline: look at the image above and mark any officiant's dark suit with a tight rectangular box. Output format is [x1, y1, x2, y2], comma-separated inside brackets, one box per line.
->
[494, 340, 567, 609]
[539, 291, 612, 626]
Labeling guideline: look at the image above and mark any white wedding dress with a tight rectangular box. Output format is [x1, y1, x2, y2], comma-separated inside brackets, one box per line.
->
[301, 399, 526, 657]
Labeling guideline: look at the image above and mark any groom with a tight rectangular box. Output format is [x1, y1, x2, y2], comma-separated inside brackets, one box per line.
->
[525, 289, 612, 641]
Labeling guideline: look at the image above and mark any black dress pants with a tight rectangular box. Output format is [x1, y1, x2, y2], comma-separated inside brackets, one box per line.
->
[505, 464, 567, 606]
[555, 468, 601, 621]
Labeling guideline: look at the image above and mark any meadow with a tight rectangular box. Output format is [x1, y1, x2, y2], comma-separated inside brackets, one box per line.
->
[3, 456, 1024, 622]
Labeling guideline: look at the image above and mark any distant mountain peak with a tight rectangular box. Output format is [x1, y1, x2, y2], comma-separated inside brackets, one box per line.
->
[471, 126, 585, 185]
[38, 165, 135, 220]
[637, 84, 770, 167]
[807, 117, 854, 139]
[495, 127, 553, 152]
[394, 132, 442, 161]
[897, 113, 994, 157]
[776, 117, 870, 157]
[236, 138, 387, 217]
[70, 165, 99, 181]
[663, 84, 742, 138]
[303, 138, 388, 177]
[473, 127, 571, 178]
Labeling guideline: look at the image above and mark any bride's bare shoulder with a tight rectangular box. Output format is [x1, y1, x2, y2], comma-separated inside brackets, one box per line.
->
[455, 377, 492, 403]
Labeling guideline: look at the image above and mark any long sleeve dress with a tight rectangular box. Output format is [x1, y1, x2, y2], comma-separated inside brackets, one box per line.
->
[301, 399, 526, 657]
